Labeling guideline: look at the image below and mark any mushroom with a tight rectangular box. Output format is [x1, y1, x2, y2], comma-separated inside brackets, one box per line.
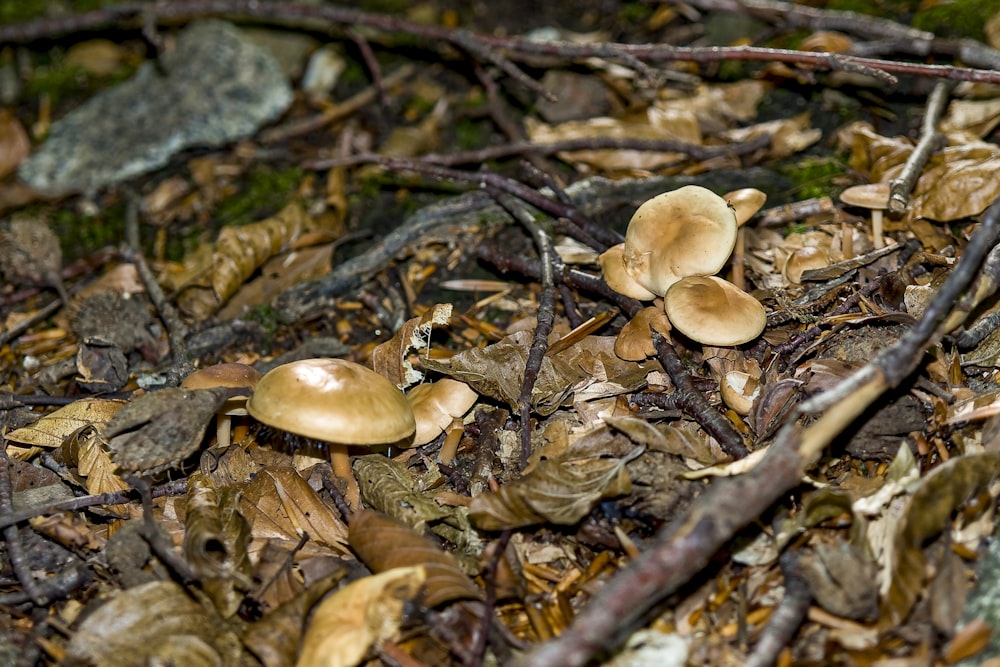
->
[180, 362, 262, 448]
[723, 187, 767, 227]
[720, 370, 762, 416]
[246, 358, 415, 510]
[783, 246, 830, 284]
[840, 183, 889, 250]
[622, 185, 738, 296]
[599, 243, 657, 301]
[663, 275, 766, 347]
[406, 378, 478, 464]
[614, 306, 672, 361]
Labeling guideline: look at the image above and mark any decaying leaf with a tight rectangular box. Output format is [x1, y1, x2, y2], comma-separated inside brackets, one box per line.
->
[63, 580, 245, 667]
[799, 540, 878, 620]
[0, 214, 68, 302]
[370, 303, 453, 388]
[174, 200, 328, 319]
[296, 566, 426, 667]
[469, 447, 642, 530]
[354, 455, 451, 532]
[61, 424, 130, 514]
[102, 387, 229, 476]
[238, 466, 349, 553]
[883, 451, 1000, 626]
[606, 416, 719, 466]
[348, 509, 482, 608]
[6, 397, 126, 452]
[184, 472, 253, 617]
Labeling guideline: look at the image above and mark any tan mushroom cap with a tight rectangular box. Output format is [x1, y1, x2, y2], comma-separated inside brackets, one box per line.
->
[663, 275, 767, 346]
[783, 246, 830, 284]
[623, 185, 738, 296]
[599, 243, 657, 301]
[614, 306, 672, 361]
[181, 362, 262, 414]
[246, 358, 415, 445]
[723, 188, 767, 227]
[720, 370, 761, 416]
[840, 182, 889, 249]
[407, 378, 478, 447]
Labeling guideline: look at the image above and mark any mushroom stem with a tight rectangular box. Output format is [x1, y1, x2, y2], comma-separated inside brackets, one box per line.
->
[871, 210, 885, 249]
[437, 418, 465, 465]
[329, 444, 361, 510]
[215, 413, 232, 449]
[841, 221, 854, 260]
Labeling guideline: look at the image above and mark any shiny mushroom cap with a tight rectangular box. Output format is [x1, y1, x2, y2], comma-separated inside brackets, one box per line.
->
[181, 362, 262, 414]
[407, 378, 478, 447]
[783, 246, 830, 284]
[246, 358, 415, 445]
[663, 276, 767, 347]
[723, 188, 767, 227]
[623, 185, 738, 296]
[839, 182, 890, 211]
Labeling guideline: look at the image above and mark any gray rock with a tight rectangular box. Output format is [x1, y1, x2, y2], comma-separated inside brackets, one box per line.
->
[19, 20, 292, 196]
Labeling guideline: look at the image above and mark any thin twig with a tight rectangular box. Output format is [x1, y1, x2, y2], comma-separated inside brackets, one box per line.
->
[743, 551, 812, 667]
[888, 79, 956, 215]
[490, 191, 559, 469]
[512, 193, 1000, 667]
[652, 332, 748, 460]
[470, 530, 513, 667]
[0, 440, 47, 605]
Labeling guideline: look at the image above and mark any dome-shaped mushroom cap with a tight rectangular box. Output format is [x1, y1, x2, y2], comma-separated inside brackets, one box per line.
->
[663, 276, 766, 347]
[407, 378, 478, 446]
[723, 188, 767, 227]
[623, 185, 738, 296]
[840, 182, 890, 210]
[599, 243, 657, 301]
[247, 358, 415, 444]
[181, 363, 262, 390]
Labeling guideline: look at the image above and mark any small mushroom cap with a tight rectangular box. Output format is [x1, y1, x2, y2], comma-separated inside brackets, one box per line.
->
[599, 243, 657, 300]
[623, 185, 738, 296]
[783, 246, 830, 284]
[663, 276, 767, 346]
[840, 183, 890, 210]
[723, 188, 767, 227]
[614, 306, 672, 361]
[720, 370, 761, 416]
[247, 358, 415, 445]
[181, 362, 263, 415]
[407, 378, 478, 447]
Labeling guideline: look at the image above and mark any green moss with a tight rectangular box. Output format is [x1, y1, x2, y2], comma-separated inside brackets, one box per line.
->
[214, 165, 304, 228]
[245, 303, 281, 345]
[50, 203, 126, 261]
[776, 157, 848, 200]
[617, 2, 654, 25]
[912, 0, 989, 40]
[453, 116, 492, 151]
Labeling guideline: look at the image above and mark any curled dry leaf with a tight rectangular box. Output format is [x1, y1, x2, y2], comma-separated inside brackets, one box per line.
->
[61, 424, 130, 515]
[63, 580, 244, 667]
[183, 472, 253, 618]
[102, 387, 229, 476]
[239, 466, 349, 554]
[6, 397, 126, 450]
[175, 200, 321, 320]
[883, 451, 1000, 626]
[354, 455, 451, 532]
[348, 509, 482, 608]
[370, 303, 453, 388]
[296, 566, 426, 667]
[469, 447, 642, 530]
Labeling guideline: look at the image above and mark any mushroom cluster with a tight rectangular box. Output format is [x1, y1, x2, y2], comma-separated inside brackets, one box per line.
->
[600, 185, 767, 348]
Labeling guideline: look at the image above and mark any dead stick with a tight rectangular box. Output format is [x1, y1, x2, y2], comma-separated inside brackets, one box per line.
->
[512, 193, 1000, 667]
[888, 79, 956, 215]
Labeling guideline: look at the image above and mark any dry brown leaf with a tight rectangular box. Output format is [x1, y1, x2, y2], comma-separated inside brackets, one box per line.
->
[184, 472, 253, 618]
[175, 200, 330, 319]
[296, 566, 426, 667]
[354, 455, 451, 532]
[469, 447, 641, 530]
[217, 242, 335, 320]
[348, 509, 482, 608]
[63, 580, 244, 667]
[62, 424, 130, 513]
[239, 467, 350, 554]
[883, 451, 1000, 626]
[720, 112, 821, 159]
[370, 303, 453, 388]
[6, 397, 125, 449]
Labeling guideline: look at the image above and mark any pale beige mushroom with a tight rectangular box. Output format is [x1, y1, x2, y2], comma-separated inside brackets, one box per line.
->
[783, 246, 830, 284]
[599, 243, 657, 301]
[720, 370, 762, 416]
[181, 362, 262, 448]
[723, 188, 767, 227]
[406, 378, 478, 464]
[614, 306, 672, 361]
[622, 185, 738, 296]
[840, 183, 890, 250]
[246, 358, 415, 510]
[663, 276, 767, 347]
